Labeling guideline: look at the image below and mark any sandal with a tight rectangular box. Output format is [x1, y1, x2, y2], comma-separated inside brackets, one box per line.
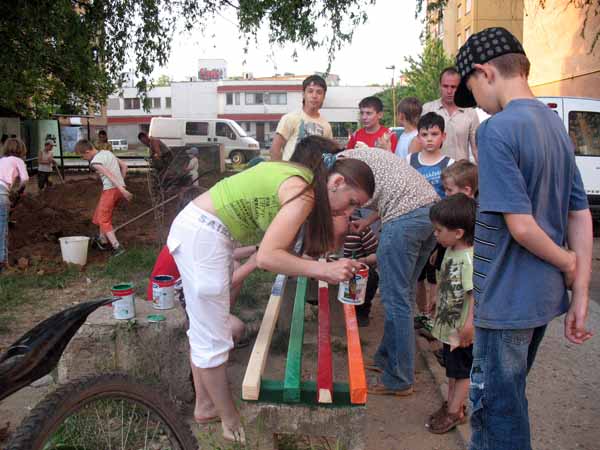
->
[428, 410, 465, 434]
[426, 403, 468, 428]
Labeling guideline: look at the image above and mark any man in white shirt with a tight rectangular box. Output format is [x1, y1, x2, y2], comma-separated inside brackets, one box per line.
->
[422, 68, 479, 162]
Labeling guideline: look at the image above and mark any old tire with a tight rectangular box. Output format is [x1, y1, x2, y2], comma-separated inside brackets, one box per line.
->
[7, 373, 197, 450]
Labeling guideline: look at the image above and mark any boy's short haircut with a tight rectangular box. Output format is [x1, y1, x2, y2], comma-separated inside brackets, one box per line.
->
[442, 160, 478, 192]
[488, 53, 531, 78]
[429, 193, 476, 245]
[302, 75, 327, 93]
[98, 130, 107, 136]
[138, 131, 148, 140]
[358, 96, 384, 113]
[418, 112, 445, 133]
[74, 139, 94, 154]
[397, 97, 422, 126]
[439, 67, 460, 82]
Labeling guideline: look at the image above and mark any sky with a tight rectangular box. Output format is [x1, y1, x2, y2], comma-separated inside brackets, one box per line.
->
[160, 0, 425, 86]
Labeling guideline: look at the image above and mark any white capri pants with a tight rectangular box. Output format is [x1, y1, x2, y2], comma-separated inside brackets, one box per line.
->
[167, 203, 234, 368]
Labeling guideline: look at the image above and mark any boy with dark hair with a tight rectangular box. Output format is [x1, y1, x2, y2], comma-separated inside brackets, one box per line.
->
[346, 96, 398, 151]
[395, 96, 423, 157]
[75, 139, 132, 257]
[95, 130, 113, 152]
[426, 193, 476, 434]
[270, 74, 333, 161]
[454, 27, 593, 450]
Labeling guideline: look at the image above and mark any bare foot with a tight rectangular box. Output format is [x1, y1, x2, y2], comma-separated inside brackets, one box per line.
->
[222, 422, 246, 444]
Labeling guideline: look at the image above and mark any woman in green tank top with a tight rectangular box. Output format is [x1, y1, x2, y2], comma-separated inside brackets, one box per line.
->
[167, 136, 374, 442]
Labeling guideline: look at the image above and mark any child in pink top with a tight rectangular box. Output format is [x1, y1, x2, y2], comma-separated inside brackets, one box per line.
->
[0, 138, 30, 270]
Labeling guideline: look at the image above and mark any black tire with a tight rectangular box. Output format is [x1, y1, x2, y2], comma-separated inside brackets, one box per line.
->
[7, 373, 197, 450]
[230, 150, 246, 165]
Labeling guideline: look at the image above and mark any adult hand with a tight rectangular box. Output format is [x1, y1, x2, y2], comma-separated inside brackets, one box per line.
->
[349, 218, 370, 234]
[564, 294, 593, 344]
[321, 258, 363, 284]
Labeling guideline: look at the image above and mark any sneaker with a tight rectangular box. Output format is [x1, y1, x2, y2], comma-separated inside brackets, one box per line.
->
[111, 246, 126, 258]
[92, 236, 108, 251]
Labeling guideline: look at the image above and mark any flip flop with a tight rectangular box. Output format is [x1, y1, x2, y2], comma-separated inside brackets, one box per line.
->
[195, 415, 221, 424]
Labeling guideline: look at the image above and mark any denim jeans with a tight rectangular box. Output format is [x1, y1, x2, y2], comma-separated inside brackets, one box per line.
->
[469, 326, 547, 450]
[0, 193, 9, 264]
[374, 205, 436, 390]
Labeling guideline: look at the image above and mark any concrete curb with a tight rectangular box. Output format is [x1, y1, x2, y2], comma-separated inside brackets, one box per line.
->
[416, 335, 470, 447]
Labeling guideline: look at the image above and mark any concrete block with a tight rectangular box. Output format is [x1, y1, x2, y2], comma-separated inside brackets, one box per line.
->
[58, 299, 193, 403]
[243, 402, 366, 450]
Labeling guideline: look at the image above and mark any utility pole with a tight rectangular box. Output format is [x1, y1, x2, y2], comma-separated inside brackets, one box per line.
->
[386, 65, 396, 126]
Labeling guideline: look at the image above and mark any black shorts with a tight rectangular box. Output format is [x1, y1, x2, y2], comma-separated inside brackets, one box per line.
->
[443, 343, 473, 379]
[418, 245, 446, 284]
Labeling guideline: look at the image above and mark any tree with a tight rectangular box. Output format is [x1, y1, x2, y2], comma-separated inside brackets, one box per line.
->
[154, 75, 171, 87]
[401, 38, 454, 104]
[376, 85, 409, 128]
[0, 0, 374, 118]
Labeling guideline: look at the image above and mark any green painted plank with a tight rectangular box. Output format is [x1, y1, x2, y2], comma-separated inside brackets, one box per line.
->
[246, 379, 364, 407]
[283, 276, 308, 402]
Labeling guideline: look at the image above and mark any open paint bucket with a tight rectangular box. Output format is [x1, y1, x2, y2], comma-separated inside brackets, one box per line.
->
[152, 275, 176, 310]
[337, 263, 369, 305]
[112, 283, 135, 320]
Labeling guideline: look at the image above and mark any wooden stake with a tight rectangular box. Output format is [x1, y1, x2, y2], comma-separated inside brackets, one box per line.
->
[283, 276, 307, 402]
[317, 273, 333, 403]
[343, 304, 367, 404]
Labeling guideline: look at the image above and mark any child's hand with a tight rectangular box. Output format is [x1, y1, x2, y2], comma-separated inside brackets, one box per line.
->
[375, 132, 392, 151]
[349, 218, 370, 234]
[121, 188, 133, 202]
[458, 321, 474, 347]
[429, 249, 438, 266]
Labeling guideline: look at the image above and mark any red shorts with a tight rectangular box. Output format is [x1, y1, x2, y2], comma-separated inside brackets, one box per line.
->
[93, 188, 123, 234]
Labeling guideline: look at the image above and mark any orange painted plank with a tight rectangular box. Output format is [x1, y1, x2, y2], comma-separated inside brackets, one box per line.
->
[317, 279, 333, 403]
[343, 304, 367, 404]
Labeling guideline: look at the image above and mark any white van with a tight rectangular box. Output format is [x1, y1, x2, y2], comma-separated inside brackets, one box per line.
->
[108, 139, 128, 151]
[477, 97, 600, 219]
[149, 118, 260, 164]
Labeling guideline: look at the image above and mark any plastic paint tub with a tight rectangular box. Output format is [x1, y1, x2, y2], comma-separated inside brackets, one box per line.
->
[59, 236, 90, 266]
[112, 283, 136, 320]
[152, 275, 176, 310]
[337, 264, 370, 305]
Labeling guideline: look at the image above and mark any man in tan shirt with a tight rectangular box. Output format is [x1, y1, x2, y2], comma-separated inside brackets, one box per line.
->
[422, 67, 479, 162]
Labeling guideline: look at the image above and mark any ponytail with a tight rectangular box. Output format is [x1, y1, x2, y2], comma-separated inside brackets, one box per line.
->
[289, 136, 374, 256]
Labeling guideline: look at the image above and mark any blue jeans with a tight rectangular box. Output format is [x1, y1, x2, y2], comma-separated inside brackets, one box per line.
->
[469, 326, 547, 450]
[0, 193, 9, 264]
[374, 205, 436, 390]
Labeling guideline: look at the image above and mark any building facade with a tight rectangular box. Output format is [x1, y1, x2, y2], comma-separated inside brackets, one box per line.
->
[107, 77, 382, 148]
[427, 0, 599, 98]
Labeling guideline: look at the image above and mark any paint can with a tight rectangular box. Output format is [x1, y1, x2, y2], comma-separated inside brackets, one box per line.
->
[152, 275, 176, 310]
[111, 283, 136, 320]
[337, 264, 369, 305]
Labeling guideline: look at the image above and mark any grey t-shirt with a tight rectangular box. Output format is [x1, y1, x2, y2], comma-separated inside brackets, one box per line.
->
[340, 148, 439, 224]
[474, 99, 588, 329]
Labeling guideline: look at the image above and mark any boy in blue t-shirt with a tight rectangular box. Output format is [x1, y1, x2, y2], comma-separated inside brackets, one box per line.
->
[454, 27, 593, 450]
[409, 112, 454, 322]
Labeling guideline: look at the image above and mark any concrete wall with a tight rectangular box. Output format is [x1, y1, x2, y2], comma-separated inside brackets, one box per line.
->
[525, 0, 600, 98]
[171, 81, 218, 118]
[108, 86, 172, 117]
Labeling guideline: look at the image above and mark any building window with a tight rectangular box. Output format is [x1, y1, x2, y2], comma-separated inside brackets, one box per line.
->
[457, 3, 462, 19]
[457, 33, 462, 48]
[265, 93, 287, 105]
[124, 98, 140, 110]
[151, 97, 161, 109]
[185, 121, 209, 136]
[234, 93, 240, 105]
[245, 92, 264, 105]
[165, 97, 172, 108]
[466, 0, 472, 14]
[226, 93, 234, 105]
[437, 16, 444, 38]
[569, 111, 600, 156]
[107, 98, 120, 110]
[465, 26, 471, 39]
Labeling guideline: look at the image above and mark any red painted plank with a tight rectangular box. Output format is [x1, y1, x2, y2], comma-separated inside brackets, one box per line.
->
[343, 304, 367, 404]
[317, 279, 333, 403]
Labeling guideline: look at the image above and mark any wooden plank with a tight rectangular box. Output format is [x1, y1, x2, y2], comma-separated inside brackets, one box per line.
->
[317, 277, 333, 403]
[249, 379, 362, 408]
[343, 304, 367, 405]
[283, 276, 308, 402]
[242, 273, 287, 400]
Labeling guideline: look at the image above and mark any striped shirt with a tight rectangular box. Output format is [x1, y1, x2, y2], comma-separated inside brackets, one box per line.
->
[343, 220, 378, 259]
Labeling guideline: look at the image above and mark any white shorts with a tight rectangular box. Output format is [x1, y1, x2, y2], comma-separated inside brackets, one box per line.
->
[167, 203, 234, 368]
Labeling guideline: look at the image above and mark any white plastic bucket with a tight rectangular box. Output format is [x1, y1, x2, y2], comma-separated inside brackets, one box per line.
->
[59, 236, 90, 266]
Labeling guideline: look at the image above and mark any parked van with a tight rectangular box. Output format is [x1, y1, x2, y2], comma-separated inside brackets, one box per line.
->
[477, 97, 600, 219]
[108, 139, 128, 152]
[149, 118, 260, 164]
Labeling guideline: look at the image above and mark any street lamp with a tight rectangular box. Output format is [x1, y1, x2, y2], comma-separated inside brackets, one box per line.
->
[386, 65, 396, 126]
